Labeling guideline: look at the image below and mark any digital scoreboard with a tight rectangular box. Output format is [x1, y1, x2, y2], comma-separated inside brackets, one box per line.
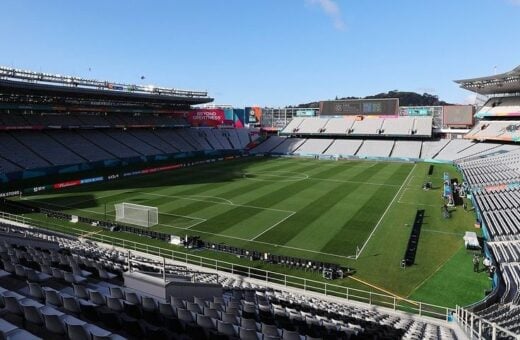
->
[319, 98, 399, 116]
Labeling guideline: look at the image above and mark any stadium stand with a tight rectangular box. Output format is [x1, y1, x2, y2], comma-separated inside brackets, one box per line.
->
[356, 140, 395, 158]
[381, 117, 414, 136]
[281, 116, 433, 138]
[0, 126, 257, 178]
[0, 218, 462, 340]
[466, 120, 520, 142]
[0, 113, 189, 129]
[249, 136, 286, 154]
[293, 139, 334, 156]
[321, 117, 356, 135]
[251, 136, 519, 162]
[0, 133, 51, 169]
[281, 117, 305, 134]
[129, 130, 180, 154]
[413, 117, 434, 137]
[420, 140, 451, 160]
[391, 141, 423, 159]
[350, 118, 384, 136]
[456, 149, 520, 337]
[474, 96, 520, 118]
[322, 139, 364, 157]
[270, 138, 307, 155]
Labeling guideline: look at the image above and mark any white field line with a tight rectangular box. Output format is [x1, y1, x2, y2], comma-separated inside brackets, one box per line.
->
[408, 245, 463, 297]
[242, 173, 307, 182]
[182, 226, 354, 259]
[250, 211, 296, 241]
[308, 177, 400, 187]
[356, 163, 417, 259]
[141, 192, 296, 214]
[182, 195, 234, 205]
[22, 198, 206, 229]
[242, 170, 398, 187]
[27, 197, 354, 260]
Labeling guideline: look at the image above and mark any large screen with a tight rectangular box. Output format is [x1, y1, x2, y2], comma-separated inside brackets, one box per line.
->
[320, 99, 399, 116]
[442, 105, 474, 126]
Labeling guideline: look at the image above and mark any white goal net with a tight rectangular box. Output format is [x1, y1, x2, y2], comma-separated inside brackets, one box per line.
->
[114, 203, 158, 228]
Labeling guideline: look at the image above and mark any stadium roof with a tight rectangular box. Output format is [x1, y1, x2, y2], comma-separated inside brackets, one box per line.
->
[454, 65, 520, 95]
[0, 66, 213, 105]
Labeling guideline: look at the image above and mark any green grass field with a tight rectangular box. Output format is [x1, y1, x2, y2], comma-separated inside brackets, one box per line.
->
[12, 157, 492, 307]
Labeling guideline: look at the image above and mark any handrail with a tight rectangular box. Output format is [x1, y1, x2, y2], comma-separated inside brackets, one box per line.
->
[0, 212, 454, 321]
[455, 305, 519, 339]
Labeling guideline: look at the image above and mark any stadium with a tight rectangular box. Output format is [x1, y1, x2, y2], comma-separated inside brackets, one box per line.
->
[0, 60, 519, 340]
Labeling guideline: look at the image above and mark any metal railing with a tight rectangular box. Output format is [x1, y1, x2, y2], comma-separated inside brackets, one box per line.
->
[455, 305, 519, 339]
[0, 212, 453, 321]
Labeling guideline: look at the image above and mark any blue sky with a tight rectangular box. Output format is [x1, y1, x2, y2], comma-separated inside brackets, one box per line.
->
[0, 0, 519, 107]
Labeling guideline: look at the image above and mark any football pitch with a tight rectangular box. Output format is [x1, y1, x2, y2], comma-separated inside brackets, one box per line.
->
[14, 157, 492, 307]
[20, 158, 410, 259]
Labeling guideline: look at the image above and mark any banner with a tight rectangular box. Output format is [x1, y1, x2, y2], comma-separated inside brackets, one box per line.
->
[188, 109, 225, 127]
[245, 107, 262, 123]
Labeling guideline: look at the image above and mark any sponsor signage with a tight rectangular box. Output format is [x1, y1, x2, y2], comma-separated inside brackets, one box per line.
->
[2, 156, 242, 198]
[53, 180, 81, 189]
[188, 109, 225, 127]
[0, 190, 21, 198]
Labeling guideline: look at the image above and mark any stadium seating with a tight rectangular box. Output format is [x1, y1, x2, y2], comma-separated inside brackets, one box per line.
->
[270, 138, 307, 154]
[293, 139, 334, 156]
[381, 116, 414, 136]
[0, 113, 189, 129]
[252, 136, 520, 162]
[0, 126, 255, 177]
[475, 96, 520, 118]
[249, 136, 286, 154]
[456, 147, 520, 336]
[391, 140, 422, 159]
[280, 116, 434, 138]
[356, 140, 395, 158]
[350, 118, 384, 136]
[466, 120, 520, 142]
[322, 139, 363, 156]
[0, 221, 461, 339]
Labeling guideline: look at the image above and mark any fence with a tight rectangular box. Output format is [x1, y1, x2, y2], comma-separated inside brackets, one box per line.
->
[0, 212, 453, 321]
[455, 305, 519, 339]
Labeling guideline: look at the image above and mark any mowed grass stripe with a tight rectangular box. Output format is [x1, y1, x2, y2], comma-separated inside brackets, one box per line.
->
[254, 162, 394, 249]
[148, 162, 326, 218]
[129, 158, 303, 198]
[176, 161, 328, 204]
[320, 163, 412, 254]
[89, 159, 314, 214]
[188, 161, 377, 236]
[283, 179, 388, 252]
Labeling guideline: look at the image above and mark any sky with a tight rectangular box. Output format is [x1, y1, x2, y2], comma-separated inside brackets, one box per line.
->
[0, 0, 519, 107]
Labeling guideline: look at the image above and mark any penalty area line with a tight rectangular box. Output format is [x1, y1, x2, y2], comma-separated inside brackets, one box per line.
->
[250, 211, 296, 241]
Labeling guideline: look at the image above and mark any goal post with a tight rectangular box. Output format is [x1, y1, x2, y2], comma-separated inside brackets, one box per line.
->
[114, 203, 158, 228]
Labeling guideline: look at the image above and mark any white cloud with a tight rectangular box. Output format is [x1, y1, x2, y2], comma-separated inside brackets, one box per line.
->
[306, 0, 346, 31]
